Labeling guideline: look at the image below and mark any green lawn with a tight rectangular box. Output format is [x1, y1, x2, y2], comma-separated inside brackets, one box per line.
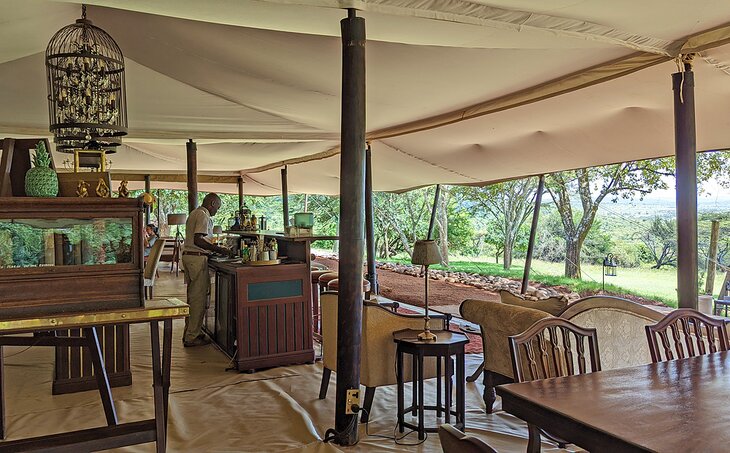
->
[380, 255, 727, 308]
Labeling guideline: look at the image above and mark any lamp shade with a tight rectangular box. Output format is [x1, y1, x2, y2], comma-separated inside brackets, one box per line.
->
[167, 213, 187, 226]
[411, 240, 441, 265]
[213, 225, 223, 234]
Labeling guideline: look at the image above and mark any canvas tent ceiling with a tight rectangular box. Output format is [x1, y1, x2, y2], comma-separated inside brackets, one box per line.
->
[1, 0, 730, 195]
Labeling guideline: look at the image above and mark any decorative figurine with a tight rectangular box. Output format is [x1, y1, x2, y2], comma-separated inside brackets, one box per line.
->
[76, 180, 89, 197]
[95, 178, 110, 197]
[118, 179, 129, 198]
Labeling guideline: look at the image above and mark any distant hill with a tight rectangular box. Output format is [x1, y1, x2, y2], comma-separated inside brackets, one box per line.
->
[597, 196, 730, 219]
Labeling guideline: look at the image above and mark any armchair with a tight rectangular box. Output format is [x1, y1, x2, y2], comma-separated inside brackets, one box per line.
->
[318, 291, 450, 422]
[460, 299, 552, 413]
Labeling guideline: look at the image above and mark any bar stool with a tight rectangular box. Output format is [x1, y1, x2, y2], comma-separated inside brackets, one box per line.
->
[316, 273, 338, 334]
[327, 278, 371, 295]
[311, 269, 331, 336]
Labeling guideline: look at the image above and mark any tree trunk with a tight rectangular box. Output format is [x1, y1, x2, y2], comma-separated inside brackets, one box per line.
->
[382, 228, 390, 259]
[565, 238, 582, 279]
[503, 237, 513, 270]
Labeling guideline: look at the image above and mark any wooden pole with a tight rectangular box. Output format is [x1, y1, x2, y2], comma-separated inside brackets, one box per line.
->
[427, 185, 441, 240]
[156, 189, 161, 226]
[332, 8, 365, 446]
[237, 176, 244, 209]
[705, 220, 720, 295]
[144, 174, 151, 225]
[673, 57, 698, 309]
[186, 139, 198, 213]
[365, 143, 378, 295]
[281, 166, 289, 227]
[521, 175, 545, 294]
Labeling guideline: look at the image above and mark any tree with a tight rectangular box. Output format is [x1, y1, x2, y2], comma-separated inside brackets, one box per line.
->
[547, 150, 730, 279]
[546, 160, 673, 278]
[638, 218, 677, 269]
[462, 178, 538, 269]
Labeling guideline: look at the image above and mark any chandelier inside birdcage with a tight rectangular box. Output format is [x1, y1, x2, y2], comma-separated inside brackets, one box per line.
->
[45, 4, 127, 153]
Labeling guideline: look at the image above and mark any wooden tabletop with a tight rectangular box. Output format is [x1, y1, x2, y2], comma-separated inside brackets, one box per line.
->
[0, 298, 189, 334]
[496, 351, 730, 452]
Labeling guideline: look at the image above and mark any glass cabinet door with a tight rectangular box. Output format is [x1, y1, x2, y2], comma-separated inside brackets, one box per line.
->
[0, 217, 133, 268]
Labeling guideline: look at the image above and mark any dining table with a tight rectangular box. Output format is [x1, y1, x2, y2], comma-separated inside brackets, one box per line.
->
[496, 351, 730, 452]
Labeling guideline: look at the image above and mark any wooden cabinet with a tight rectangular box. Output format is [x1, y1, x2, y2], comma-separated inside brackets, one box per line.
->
[0, 197, 142, 393]
[0, 197, 144, 319]
[207, 261, 314, 372]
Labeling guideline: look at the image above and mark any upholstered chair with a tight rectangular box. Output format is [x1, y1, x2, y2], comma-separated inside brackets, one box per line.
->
[143, 238, 166, 300]
[460, 299, 552, 413]
[318, 291, 450, 422]
[439, 424, 498, 453]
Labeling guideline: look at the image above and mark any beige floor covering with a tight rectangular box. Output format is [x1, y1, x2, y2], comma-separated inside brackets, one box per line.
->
[1, 269, 578, 452]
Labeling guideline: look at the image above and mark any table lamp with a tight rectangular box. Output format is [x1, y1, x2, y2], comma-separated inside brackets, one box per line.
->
[411, 239, 442, 342]
[167, 213, 187, 242]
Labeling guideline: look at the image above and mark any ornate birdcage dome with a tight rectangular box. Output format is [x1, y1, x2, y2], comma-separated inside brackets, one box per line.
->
[45, 5, 127, 152]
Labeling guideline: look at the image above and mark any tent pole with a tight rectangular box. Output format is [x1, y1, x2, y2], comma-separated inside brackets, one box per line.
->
[332, 8, 365, 446]
[427, 184, 441, 240]
[521, 175, 545, 294]
[156, 189, 161, 226]
[144, 174, 151, 225]
[365, 143, 378, 295]
[281, 166, 289, 227]
[673, 55, 698, 309]
[237, 176, 244, 209]
[186, 139, 198, 212]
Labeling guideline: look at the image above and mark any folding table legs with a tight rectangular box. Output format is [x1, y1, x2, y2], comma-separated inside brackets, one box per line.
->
[150, 319, 173, 453]
[83, 327, 118, 426]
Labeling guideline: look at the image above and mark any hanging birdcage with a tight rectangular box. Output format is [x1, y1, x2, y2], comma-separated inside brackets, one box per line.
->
[45, 4, 127, 153]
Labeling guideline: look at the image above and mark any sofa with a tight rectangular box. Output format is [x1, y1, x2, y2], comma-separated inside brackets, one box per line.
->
[460, 294, 665, 413]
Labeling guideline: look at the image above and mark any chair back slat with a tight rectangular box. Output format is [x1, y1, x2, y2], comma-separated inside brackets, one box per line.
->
[645, 309, 730, 363]
[681, 318, 698, 356]
[537, 332, 551, 378]
[560, 328, 575, 375]
[547, 326, 565, 377]
[509, 318, 601, 384]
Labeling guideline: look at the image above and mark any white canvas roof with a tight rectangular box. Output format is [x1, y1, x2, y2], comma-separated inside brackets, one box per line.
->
[1, 0, 729, 194]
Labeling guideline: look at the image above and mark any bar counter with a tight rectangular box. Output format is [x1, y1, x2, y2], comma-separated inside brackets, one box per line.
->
[204, 231, 334, 372]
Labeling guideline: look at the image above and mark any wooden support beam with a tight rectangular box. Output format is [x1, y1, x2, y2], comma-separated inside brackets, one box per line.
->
[107, 173, 239, 184]
[238, 176, 244, 209]
[281, 167, 289, 227]
[522, 175, 545, 294]
[186, 139, 198, 213]
[673, 59, 698, 309]
[332, 8, 366, 446]
[705, 220, 720, 295]
[156, 189, 162, 226]
[144, 174, 151, 225]
[365, 144, 378, 294]
[427, 185, 441, 240]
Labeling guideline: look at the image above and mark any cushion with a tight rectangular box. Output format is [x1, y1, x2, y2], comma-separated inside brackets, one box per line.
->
[499, 290, 567, 316]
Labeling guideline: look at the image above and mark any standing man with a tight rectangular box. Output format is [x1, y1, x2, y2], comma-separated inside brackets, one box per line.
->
[182, 193, 230, 347]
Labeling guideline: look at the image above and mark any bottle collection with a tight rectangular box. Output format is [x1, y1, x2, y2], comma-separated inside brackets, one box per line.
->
[240, 236, 278, 263]
[230, 203, 266, 232]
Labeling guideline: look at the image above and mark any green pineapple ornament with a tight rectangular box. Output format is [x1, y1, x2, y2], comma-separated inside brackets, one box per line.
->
[24, 141, 58, 197]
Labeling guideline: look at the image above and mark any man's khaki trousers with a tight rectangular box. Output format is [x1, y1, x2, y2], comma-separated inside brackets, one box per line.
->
[182, 255, 209, 342]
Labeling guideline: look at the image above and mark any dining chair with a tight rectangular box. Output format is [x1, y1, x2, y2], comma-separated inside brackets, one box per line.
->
[143, 238, 166, 300]
[438, 424, 498, 453]
[509, 318, 601, 453]
[645, 308, 729, 363]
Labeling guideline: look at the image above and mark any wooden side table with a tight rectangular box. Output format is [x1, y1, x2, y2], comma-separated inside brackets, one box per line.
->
[393, 329, 468, 440]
